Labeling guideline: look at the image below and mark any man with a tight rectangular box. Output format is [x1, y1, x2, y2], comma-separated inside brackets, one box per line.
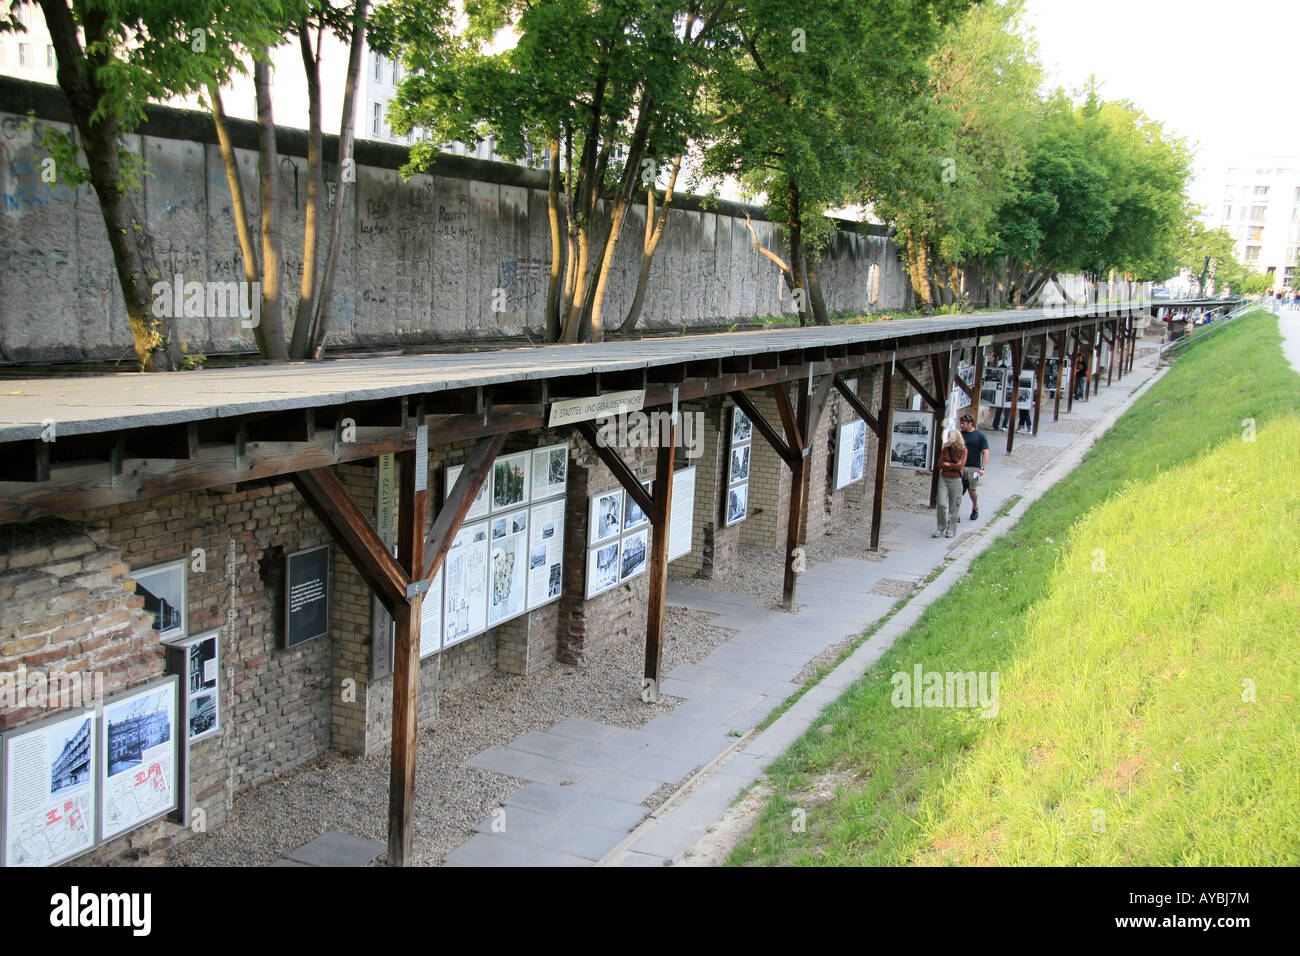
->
[958, 413, 989, 520]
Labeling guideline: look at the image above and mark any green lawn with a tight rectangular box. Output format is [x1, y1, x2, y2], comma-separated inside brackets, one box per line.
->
[728, 309, 1300, 866]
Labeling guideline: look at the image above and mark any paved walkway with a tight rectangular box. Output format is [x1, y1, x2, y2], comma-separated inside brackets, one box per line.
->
[442, 344, 1164, 867]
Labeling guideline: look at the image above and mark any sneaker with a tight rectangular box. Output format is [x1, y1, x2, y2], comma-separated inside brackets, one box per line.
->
[932, 530, 945, 538]
[945, 531, 955, 538]
[970, 509, 979, 520]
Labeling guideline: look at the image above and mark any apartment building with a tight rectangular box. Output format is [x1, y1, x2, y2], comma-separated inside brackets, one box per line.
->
[1215, 158, 1300, 291]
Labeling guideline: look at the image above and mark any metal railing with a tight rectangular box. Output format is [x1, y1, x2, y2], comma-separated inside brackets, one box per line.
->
[1160, 299, 1255, 357]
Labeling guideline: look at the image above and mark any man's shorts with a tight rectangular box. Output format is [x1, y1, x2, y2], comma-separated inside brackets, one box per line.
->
[961, 467, 981, 493]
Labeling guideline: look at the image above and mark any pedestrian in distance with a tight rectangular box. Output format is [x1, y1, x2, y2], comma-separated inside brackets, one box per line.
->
[933, 428, 967, 539]
[959, 413, 988, 520]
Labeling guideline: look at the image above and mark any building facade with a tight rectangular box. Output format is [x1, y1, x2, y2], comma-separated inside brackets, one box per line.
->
[1213, 157, 1300, 291]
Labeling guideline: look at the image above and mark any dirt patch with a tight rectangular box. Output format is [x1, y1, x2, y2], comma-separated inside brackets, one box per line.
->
[871, 577, 920, 597]
[676, 781, 773, 867]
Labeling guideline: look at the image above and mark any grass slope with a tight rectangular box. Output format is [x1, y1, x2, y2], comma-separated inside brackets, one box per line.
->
[728, 311, 1300, 866]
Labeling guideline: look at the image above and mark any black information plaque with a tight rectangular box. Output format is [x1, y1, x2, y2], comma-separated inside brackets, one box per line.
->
[285, 545, 330, 647]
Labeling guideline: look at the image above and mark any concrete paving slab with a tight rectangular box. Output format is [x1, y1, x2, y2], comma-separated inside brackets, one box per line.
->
[503, 781, 589, 817]
[627, 823, 704, 860]
[284, 830, 385, 867]
[468, 746, 546, 779]
[569, 795, 651, 831]
[442, 833, 539, 867]
[540, 820, 629, 861]
[473, 805, 565, 842]
[547, 717, 620, 744]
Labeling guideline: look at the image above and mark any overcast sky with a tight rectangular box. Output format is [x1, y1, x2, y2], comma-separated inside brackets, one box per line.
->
[1022, 0, 1300, 216]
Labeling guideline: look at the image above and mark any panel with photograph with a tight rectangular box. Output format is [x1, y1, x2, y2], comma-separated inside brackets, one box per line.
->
[99, 678, 179, 842]
[726, 483, 749, 524]
[889, 409, 934, 471]
[729, 444, 751, 484]
[443, 521, 490, 648]
[619, 529, 648, 582]
[490, 452, 530, 513]
[527, 498, 565, 610]
[487, 508, 529, 627]
[531, 443, 568, 501]
[622, 481, 651, 532]
[586, 539, 621, 598]
[3, 711, 98, 867]
[731, 406, 752, 444]
[445, 463, 491, 521]
[589, 489, 624, 545]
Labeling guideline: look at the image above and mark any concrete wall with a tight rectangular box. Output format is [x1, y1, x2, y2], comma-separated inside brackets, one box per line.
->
[0, 78, 910, 364]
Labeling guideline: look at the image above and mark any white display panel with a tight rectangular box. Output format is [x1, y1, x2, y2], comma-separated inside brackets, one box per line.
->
[589, 489, 623, 546]
[586, 539, 621, 598]
[531, 444, 568, 501]
[488, 508, 529, 626]
[419, 567, 443, 659]
[445, 464, 490, 521]
[834, 419, 867, 490]
[443, 521, 490, 648]
[668, 466, 696, 561]
[490, 451, 530, 512]
[99, 677, 179, 842]
[527, 498, 565, 611]
[3, 711, 98, 867]
[725, 483, 748, 524]
[889, 410, 934, 472]
[620, 529, 648, 582]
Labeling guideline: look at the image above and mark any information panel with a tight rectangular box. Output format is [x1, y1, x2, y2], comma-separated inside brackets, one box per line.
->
[526, 498, 565, 611]
[285, 545, 329, 647]
[2, 711, 98, 867]
[668, 466, 696, 561]
[443, 521, 489, 649]
[98, 677, 179, 842]
[834, 419, 867, 490]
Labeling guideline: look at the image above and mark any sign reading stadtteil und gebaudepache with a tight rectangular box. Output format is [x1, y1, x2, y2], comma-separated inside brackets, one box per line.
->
[547, 390, 646, 427]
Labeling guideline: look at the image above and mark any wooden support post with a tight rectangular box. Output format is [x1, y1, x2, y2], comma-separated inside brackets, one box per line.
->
[1052, 331, 1065, 423]
[777, 380, 808, 610]
[972, 345, 986, 424]
[1089, 321, 1101, 399]
[388, 443, 427, 868]
[869, 358, 894, 551]
[1067, 327, 1079, 414]
[1106, 319, 1117, 387]
[1032, 333, 1046, 437]
[1006, 337, 1024, 454]
[644, 396, 677, 695]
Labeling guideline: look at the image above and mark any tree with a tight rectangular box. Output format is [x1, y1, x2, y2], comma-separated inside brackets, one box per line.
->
[704, 0, 967, 324]
[1178, 222, 1248, 295]
[7, 0, 287, 370]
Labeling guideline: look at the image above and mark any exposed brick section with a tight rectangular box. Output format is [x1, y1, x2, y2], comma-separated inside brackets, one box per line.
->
[0, 518, 168, 865]
[740, 385, 792, 549]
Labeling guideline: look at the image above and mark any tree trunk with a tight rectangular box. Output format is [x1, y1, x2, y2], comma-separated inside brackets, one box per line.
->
[545, 136, 563, 342]
[786, 183, 809, 326]
[209, 85, 262, 346]
[906, 229, 933, 313]
[254, 56, 288, 360]
[805, 254, 830, 325]
[308, 0, 368, 359]
[619, 155, 681, 335]
[289, 20, 323, 359]
[38, 0, 181, 371]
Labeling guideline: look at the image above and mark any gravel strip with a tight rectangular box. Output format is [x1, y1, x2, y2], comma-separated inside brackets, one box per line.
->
[171, 606, 734, 867]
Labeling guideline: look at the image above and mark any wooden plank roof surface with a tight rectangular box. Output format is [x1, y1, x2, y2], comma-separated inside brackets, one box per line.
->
[0, 303, 1140, 441]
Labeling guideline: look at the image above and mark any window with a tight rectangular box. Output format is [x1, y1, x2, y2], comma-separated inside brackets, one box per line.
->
[14, 4, 27, 26]
[372, 102, 381, 137]
[1249, 226, 1264, 242]
[1244, 246, 1261, 262]
[134, 561, 188, 642]
[18, 42, 29, 67]
[1223, 206, 1232, 222]
[1294, 186, 1300, 203]
[1289, 245, 1299, 265]
[46, 45, 54, 69]
[374, 53, 383, 82]
[1251, 206, 1266, 222]
[1240, 207, 1248, 221]
[1254, 185, 1270, 198]
[392, 61, 401, 84]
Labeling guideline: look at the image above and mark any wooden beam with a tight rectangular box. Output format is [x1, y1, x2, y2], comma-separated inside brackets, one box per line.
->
[574, 421, 655, 520]
[644, 410, 676, 693]
[805, 372, 836, 443]
[972, 345, 985, 424]
[927, 352, 954, 509]
[1006, 336, 1025, 454]
[290, 467, 407, 616]
[730, 390, 797, 468]
[1052, 331, 1065, 423]
[897, 361, 939, 411]
[388, 444, 427, 868]
[1032, 333, 1046, 437]
[832, 376, 880, 438]
[870, 360, 893, 551]
[646, 364, 687, 384]
[782, 383, 808, 609]
[0, 439, 51, 483]
[422, 433, 507, 581]
[771, 382, 804, 451]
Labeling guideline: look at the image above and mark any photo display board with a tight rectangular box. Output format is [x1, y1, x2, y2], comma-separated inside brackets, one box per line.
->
[980, 366, 1006, 409]
[166, 630, 220, 744]
[834, 418, 868, 490]
[488, 508, 530, 626]
[418, 568, 443, 659]
[99, 677, 180, 843]
[724, 405, 752, 526]
[527, 498, 565, 610]
[285, 545, 329, 647]
[585, 465, 696, 597]
[443, 520, 490, 649]
[2, 710, 98, 867]
[134, 560, 186, 642]
[889, 409, 935, 471]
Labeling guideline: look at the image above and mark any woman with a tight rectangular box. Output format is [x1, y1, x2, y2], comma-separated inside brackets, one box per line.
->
[933, 428, 967, 539]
